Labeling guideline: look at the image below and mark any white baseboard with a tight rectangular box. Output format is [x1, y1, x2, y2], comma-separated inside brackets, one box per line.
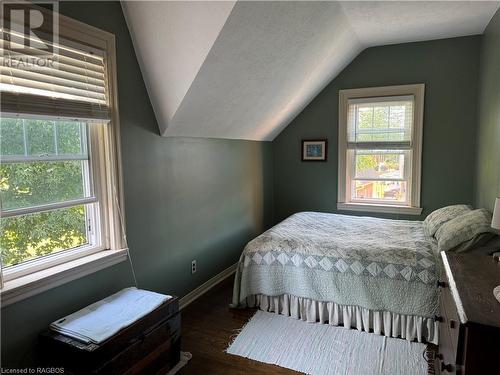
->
[179, 263, 237, 310]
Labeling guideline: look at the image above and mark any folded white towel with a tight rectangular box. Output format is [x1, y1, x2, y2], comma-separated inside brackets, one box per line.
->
[50, 287, 171, 344]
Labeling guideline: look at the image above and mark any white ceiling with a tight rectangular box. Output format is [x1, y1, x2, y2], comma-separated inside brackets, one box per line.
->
[122, 1, 500, 141]
[342, 1, 500, 46]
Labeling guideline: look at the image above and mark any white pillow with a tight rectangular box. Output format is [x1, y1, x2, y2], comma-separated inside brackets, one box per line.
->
[423, 204, 471, 236]
[435, 209, 493, 252]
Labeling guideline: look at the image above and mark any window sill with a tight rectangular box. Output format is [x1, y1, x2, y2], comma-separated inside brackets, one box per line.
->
[1, 249, 128, 307]
[337, 202, 423, 215]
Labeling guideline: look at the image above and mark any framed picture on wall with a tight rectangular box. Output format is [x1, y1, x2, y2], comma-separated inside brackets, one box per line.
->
[302, 140, 327, 161]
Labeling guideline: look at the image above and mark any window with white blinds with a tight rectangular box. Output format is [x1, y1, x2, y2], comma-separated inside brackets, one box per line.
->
[0, 5, 125, 301]
[338, 85, 424, 215]
[1, 24, 110, 121]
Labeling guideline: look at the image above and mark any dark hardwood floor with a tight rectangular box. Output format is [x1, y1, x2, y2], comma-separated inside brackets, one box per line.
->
[179, 275, 299, 374]
[178, 275, 435, 375]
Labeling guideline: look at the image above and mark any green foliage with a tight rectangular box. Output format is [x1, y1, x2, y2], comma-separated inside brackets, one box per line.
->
[383, 154, 401, 171]
[0, 118, 85, 157]
[355, 153, 404, 177]
[0, 118, 88, 267]
[1, 161, 85, 210]
[1, 206, 86, 266]
[356, 154, 378, 174]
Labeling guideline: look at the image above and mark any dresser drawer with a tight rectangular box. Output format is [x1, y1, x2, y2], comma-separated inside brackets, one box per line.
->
[437, 322, 456, 373]
[440, 283, 461, 354]
[437, 282, 462, 374]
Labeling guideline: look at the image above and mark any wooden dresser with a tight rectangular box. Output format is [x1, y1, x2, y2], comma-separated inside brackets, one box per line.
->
[437, 251, 500, 374]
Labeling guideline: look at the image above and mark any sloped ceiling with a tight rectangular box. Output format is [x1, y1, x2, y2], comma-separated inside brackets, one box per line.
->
[122, 1, 500, 141]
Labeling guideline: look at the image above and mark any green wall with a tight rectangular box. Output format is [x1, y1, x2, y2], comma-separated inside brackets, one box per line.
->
[475, 9, 500, 211]
[1, 1, 273, 367]
[273, 36, 481, 222]
[2, 1, 498, 369]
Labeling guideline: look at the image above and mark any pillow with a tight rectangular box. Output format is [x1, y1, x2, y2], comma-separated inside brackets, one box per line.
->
[423, 204, 472, 236]
[449, 232, 496, 253]
[435, 208, 493, 252]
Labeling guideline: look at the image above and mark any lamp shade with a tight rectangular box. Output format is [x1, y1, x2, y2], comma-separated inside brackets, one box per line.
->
[493, 198, 500, 230]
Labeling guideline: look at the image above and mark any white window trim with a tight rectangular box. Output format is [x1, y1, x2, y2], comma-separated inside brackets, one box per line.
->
[1, 8, 127, 305]
[337, 84, 424, 215]
[1, 250, 127, 306]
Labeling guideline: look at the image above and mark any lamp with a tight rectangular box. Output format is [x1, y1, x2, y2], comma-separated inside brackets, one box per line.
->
[492, 198, 500, 231]
[491, 198, 500, 262]
[491, 198, 500, 304]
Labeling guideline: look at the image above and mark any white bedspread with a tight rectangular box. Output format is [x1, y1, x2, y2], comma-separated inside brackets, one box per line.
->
[232, 212, 441, 343]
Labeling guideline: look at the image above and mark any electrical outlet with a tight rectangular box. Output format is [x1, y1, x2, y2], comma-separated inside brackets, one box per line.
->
[191, 260, 197, 274]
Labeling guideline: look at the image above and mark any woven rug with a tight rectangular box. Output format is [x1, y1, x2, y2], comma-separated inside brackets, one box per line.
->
[227, 311, 428, 375]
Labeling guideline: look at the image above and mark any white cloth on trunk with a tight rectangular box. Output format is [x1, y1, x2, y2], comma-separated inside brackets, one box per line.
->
[50, 287, 170, 344]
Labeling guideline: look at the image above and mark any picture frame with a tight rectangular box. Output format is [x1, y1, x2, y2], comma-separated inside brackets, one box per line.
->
[302, 140, 327, 161]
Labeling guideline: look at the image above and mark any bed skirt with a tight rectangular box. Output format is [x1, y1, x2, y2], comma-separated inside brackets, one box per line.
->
[243, 294, 439, 344]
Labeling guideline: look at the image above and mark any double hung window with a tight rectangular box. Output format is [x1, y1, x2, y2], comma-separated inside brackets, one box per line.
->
[337, 85, 424, 215]
[0, 4, 125, 302]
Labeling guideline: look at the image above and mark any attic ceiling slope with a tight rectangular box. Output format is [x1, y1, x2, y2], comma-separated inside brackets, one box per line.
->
[123, 1, 500, 141]
[168, 1, 361, 141]
[121, 1, 236, 135]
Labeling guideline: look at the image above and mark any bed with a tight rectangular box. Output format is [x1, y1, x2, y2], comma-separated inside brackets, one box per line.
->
[231, 211, 441, 344]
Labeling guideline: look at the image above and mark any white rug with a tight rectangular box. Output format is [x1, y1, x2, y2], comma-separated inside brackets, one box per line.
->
[227, 311, 428, 375]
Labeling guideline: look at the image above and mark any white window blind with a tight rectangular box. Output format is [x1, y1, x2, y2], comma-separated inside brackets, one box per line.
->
[347, 95, 414, 150]
[1, 27, 110, 121]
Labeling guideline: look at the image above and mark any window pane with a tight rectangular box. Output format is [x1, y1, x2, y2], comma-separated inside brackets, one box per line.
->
[26, 119, 56, 156]
[0, 117, 25, 156]
[57, 122, 86, 155]
[0, 205, 88, 268]
[0, 118, 87, 158]
[373, 106, 389, 128]
[389, 106, 406, 128]
[353, 180, 407, 202]
[355, 151, 405, 180]
[0, 160, 89, 210]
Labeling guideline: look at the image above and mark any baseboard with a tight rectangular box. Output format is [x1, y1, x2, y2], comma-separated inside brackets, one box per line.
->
[179, 263, 237, 310]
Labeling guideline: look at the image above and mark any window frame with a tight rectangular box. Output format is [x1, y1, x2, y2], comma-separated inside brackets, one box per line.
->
[0, 7, 126, 304]
[1, 123, 107, 282]
[337, 84, 424, 215]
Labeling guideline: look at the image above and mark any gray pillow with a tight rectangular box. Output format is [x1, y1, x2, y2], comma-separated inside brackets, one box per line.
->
[435, 208, 493, 252]
[423, 204, 471, 236]
[448, 232, 496, 253]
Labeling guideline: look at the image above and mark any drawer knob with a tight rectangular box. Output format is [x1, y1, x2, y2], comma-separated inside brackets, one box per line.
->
[437, 281, 447, 288]
[450, 320, 457, 329]
[441, 362, 454, 372]
[434, 315, 444, 322]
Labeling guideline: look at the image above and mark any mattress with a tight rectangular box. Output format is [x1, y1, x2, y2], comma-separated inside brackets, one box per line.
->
[231, 211, 441, 343]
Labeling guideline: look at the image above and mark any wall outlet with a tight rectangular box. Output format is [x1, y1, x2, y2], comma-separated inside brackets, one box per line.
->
[191, 260, 197, 274]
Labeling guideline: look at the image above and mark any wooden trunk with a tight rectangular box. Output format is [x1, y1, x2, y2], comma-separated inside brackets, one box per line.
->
[38, 296, 181, 375]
